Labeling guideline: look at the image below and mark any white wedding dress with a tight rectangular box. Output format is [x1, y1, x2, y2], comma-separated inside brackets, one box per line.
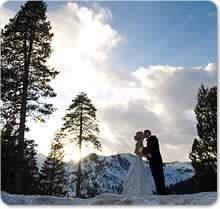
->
[122, 143, 152, 195]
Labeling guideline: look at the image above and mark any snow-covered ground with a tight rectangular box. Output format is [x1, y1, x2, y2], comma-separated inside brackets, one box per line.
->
[1, 191, 217, 205]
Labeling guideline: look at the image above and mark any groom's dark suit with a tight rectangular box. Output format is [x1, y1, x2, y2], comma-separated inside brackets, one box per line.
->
[147, 135, 166, 195]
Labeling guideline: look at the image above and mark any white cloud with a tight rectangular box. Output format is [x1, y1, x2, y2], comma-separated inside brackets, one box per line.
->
[48, 2, 121, 65]
[165, 143, 178, 150]
[204, 63, 216, 72]
[96, 63, 217, 161]
[0, 4, 15, 28]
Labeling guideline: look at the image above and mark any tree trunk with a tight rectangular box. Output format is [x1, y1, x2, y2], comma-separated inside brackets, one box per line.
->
[16, 15, 36, 194]
[76, 149, 81, 197]
[76, 105, 83, 197]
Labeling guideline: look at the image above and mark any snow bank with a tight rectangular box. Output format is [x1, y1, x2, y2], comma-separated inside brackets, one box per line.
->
[1, 191, 217, 205]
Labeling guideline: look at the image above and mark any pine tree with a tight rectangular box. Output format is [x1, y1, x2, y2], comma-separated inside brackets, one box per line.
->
[189, 85, 217, 192]
[22, 139, 39, 194]
[1, 122, 19, 193]
[39, 132, 66, 196]
[1, 1, 59, 192]
[61, 92, 101, 197]
[1, 122, 39, 194]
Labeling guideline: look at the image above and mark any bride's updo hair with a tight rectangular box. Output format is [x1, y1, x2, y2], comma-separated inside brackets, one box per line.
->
[134, 131, 143, 141]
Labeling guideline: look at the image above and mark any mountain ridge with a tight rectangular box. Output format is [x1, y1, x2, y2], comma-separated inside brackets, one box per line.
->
[36, 152, 195, 197]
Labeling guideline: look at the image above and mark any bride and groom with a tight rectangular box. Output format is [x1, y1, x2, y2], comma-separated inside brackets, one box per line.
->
[122, 130, 166, 195]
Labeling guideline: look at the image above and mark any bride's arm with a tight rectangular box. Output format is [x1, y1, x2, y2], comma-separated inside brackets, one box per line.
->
[134, 141, 142, 155]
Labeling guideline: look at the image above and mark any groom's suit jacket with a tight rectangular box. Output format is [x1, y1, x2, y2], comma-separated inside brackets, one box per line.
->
[147, 135, 163, 167]
[147, 135, 166, 195]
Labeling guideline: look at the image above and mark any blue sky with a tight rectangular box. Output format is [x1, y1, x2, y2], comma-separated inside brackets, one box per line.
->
[99, 1, 217, 69]
[0, 1, 217, 161]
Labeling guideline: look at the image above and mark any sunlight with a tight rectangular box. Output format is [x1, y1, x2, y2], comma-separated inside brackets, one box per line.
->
[151, 103, 165, 116]
[63, 144, 99, 162]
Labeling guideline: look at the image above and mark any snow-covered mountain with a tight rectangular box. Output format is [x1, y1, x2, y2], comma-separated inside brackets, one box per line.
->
[36, 153, 194, 197]
[51, 153, 194, 197]
[36, 153, 46, 169]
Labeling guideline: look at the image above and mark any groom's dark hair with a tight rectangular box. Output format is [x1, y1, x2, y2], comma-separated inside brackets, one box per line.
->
[144, 130, 151, 135]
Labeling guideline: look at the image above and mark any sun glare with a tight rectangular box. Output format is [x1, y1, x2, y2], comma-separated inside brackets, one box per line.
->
[63, 145, 98, 162]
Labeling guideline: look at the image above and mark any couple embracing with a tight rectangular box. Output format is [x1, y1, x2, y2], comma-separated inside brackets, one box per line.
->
[122, 130, 166, 195]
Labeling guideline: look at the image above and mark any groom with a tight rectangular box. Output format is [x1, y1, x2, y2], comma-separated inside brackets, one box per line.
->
[143, 130, 166, 195]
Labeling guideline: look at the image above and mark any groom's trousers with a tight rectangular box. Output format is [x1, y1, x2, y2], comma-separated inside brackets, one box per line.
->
[150, 162, 166, 195]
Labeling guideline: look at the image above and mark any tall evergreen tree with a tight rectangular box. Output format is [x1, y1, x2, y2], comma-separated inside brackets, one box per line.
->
[189, 85, 217, 192]
[61, 92, 101, 197]
[39, 132, 66, 196]
[1, 0, 59, 192]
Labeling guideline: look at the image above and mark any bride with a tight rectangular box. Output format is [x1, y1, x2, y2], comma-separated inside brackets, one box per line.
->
[122, 131, 152, 195]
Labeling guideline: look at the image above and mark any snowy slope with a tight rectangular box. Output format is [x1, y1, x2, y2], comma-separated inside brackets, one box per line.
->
[63, 153, 195, 197]
[1, 191, 217, 205]
[36, 153, 46, 169]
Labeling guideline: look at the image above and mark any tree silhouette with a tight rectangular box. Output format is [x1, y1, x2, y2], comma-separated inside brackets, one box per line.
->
[1, 1, 58, 192]
[39, 132, 66, 196]
[189, 85, 217, 192]
[61, 92, 101, 197]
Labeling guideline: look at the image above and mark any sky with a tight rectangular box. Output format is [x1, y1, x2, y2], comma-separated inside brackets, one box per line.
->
[0, 0, 217, 162]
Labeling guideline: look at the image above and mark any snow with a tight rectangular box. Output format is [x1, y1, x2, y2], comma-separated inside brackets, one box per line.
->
[1, 191, 217, 205]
